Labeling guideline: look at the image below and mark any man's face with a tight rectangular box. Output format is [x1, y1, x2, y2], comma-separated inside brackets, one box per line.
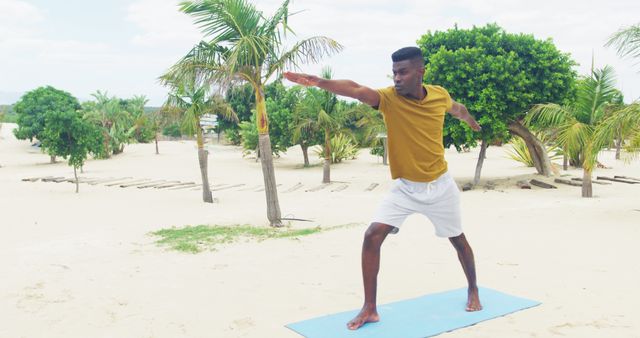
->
[392, 59, 424, 96]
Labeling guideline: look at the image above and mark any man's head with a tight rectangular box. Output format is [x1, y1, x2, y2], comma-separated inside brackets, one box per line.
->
[391, 47, 425, 97]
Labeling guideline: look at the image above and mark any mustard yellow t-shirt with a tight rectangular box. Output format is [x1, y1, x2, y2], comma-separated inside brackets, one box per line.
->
[376, 84, 453, 182]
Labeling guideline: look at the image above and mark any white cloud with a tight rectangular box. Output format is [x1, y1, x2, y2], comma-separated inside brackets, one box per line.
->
[1, 0, 639, 105]
[126, 0, 202, 47]
[0, 0, 44, 39]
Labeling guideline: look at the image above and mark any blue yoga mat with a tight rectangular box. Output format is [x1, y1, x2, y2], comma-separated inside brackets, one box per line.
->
[286, 287, 540, 338]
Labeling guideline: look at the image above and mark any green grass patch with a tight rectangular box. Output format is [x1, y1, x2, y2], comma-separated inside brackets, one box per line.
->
[151, 224, 329, 253]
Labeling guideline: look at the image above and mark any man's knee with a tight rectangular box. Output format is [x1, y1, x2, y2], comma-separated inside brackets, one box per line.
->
[364, 222, 393, 246]
[449, 233, 471, 251]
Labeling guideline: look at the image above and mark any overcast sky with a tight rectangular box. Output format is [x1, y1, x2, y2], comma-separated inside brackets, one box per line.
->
[1, 0, 638, 106]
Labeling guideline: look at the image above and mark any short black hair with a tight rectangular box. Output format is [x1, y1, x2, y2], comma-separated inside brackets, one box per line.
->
[391, 47, 423, 63]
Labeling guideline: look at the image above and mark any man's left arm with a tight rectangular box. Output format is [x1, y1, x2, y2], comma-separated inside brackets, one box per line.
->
[448, 101, 481, 131]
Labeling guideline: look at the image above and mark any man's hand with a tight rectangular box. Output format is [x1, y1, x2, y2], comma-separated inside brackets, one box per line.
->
[284, 72, 320, 87]
[284, 71, 380, 107]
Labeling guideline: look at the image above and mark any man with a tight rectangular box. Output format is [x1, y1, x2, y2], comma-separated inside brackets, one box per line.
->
[284, 46, 482, 331]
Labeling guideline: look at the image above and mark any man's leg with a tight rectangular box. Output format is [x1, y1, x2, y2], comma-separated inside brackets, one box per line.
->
[449, 233, 482, 311]
[347, 222, 394, 330]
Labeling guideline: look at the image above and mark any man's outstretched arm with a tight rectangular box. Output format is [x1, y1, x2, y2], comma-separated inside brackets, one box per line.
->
[449, 101, 481, 131]
[284, 72, 380, 107]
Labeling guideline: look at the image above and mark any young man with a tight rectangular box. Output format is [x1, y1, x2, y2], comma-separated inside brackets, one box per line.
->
[284, 46, 482, 330]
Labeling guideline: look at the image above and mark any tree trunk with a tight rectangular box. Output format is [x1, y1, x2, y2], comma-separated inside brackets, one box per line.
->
[563, 151, 568, 171]
[50, 155, 56, 164]
[255, 144, 260, 163]
[102, 131, 111, 158]
[259, 134, 282, 226]
[508, 120, 552, 176]
[301, 144, 310, 167]
[155, 133, 159, 155]
[255, 87, 282, 227]
[196, 125, 213, 203]
[323, 129, 331, 183]
[473, 141, 488, 185]
[382, 137, 388, 166]
[73, 166, 79, 193]
[615, 132, 622, 160]
[582, 167, 593, 198]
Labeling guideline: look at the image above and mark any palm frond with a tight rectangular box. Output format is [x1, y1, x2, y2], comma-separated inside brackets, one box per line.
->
[556, 120, 593, 160]
[605, 23, 640, 60]
[574, 66, 618, 124]
[526, 103, 574, 128]
[266, 36, 343, 78]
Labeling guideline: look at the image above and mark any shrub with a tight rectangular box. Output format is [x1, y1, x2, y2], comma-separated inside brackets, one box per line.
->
[315, 133, 358, 163]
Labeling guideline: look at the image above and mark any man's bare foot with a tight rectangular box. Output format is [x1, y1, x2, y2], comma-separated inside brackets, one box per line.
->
[346, 305, 380, 330]
[466, 287, 482, 311]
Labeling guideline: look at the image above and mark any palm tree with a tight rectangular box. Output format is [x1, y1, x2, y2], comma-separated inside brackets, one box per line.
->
[352, 104, 387, 165]
[594, 102, 640, 162]
[294, 90, 339, 183]
[162, 76, 238, 203]
[126, 95, 153, 143]
[164, 0, 342, 226]
[83, 91, 132, 158]
[526, 66, 621, 197]
[606, 23, 640, 65]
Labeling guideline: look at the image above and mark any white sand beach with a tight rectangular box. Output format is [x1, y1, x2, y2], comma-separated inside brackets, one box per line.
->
[1, 122, 639, 338]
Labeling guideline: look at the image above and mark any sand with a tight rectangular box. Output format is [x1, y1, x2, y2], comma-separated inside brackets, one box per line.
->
[1, 122, 639, 338]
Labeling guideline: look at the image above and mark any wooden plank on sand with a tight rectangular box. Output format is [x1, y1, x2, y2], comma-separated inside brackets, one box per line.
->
[596, 176, 639, 184]
[120, 180, 163, 188]
[571, 178, 612, 185]
[213, 184, 245, 191]
[283, 183, 303, 193]
[41, 176, 65, 182]
[155, 182, 195, 189]
[614, 175, 640, 182]
[365, 183, 380, 191]
[306, 183, 330, 192]
[529, 179, 557, 189]
[168, 183, 199, 190]
[138, 181, 180, 189]
[331, 184, 349, 192]
[554, 178, 582, 187]
[22, 176, 54, 182]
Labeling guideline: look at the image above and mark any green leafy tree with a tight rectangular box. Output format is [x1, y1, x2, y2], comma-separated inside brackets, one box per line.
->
[40, 110, 103, 193]
[222, 84, 255, 144]
[238, 83, 301, 161]
[527, 66, 624, 197]
[83, 91, 134, 157]
[418, 24, 576, 182]
[164, 0, 342, 226]
[13, 86, 81, 163]
[125, 95, 156, 143]
[162, 75, 238, 203]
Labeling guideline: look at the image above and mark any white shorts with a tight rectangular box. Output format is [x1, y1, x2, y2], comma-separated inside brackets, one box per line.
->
[371, 171, 462, 238]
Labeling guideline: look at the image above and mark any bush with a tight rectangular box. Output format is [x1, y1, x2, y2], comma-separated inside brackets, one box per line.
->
[162, 123, 182, 138]
[315, 134, 359, 163]
[370, 144, 384, 157]
[505, 135, 562, 167]
[239, 121, 258, 152]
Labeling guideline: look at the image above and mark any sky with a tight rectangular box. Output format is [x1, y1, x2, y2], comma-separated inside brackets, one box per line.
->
[1, 0, 639, 106]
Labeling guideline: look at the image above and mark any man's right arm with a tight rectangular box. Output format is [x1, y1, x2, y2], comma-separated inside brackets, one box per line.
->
[284, 72, 380, 107]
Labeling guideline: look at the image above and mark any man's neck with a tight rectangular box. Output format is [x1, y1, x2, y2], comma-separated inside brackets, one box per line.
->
[402, 84, 427, 100]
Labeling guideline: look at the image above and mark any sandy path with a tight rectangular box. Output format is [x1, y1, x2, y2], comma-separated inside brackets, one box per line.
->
[1, 123, 639, 337]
